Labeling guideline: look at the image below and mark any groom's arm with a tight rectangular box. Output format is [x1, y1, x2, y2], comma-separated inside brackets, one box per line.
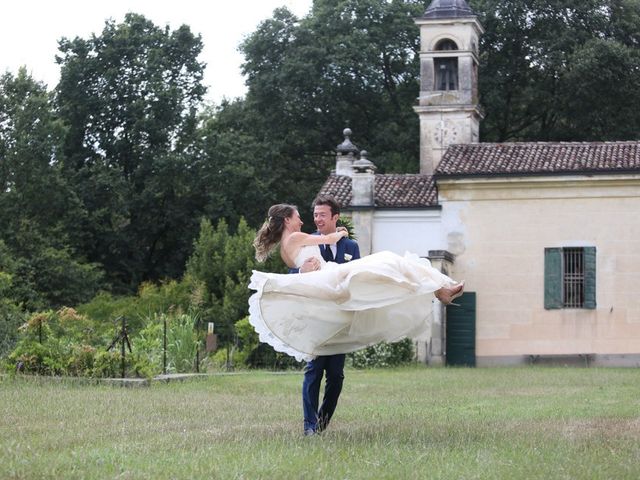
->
[350, 240, 361, 260]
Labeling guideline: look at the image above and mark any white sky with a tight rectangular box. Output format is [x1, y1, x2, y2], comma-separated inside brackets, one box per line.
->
[0, 0, 313, 104]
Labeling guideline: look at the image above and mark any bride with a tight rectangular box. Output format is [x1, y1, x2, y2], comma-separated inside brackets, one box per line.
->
[248, 203, 464, 362]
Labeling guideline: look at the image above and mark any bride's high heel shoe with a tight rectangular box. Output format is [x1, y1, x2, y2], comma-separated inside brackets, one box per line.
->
[435, 281, 465, 306]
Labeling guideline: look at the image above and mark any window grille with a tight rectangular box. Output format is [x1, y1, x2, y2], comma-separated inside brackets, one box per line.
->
[563, 248, 584, 308]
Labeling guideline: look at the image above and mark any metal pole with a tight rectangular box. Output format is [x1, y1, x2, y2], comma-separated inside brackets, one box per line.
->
[163, 316, 167, 375]
[121, 316, 126, 378]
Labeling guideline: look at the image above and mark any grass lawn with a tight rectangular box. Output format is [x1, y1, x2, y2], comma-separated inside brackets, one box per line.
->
[1, 366, 639, 479]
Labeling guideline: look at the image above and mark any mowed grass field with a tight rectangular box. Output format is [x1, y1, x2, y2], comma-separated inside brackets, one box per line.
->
[1, 366, 639, 479]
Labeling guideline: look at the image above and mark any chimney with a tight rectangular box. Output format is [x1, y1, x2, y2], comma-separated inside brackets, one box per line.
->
[351, 150, 376, 207]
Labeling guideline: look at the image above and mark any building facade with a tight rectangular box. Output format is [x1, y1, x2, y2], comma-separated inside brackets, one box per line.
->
[318, 0, 640, 366]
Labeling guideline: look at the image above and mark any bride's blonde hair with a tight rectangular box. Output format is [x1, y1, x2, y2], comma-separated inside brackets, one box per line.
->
[253, 204, 298, 262]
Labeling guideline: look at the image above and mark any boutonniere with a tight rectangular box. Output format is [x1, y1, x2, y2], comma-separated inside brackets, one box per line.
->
[344, 253, 353, 262]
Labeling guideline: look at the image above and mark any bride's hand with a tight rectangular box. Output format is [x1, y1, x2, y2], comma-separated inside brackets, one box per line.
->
[299, 257, 320, 273]
[331, 230, 347, 242]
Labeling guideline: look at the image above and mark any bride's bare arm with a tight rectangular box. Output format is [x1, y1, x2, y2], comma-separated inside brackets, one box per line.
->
[289, 230, 347, 247]
[280, 230, 347, 263]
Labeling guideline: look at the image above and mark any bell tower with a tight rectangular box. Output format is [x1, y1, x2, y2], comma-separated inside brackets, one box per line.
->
[414, 0, 484, 175]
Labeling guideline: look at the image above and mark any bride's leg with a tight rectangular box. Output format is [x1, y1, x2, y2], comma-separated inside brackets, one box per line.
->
[435, 282, 464, 305]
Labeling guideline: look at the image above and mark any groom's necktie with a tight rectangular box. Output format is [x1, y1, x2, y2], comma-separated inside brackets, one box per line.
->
[323, 244, 334, 262]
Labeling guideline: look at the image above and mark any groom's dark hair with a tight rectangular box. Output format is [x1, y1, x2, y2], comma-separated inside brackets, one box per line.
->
[312, 194, 340, 216]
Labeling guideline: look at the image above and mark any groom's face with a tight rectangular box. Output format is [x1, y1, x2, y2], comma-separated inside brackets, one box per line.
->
[313, 204, 339, 235]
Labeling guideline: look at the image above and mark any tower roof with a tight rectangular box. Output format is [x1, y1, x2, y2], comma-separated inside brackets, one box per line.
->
[421, 0, 475, 19]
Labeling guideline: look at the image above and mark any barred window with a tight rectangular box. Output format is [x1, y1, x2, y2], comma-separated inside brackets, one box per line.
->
[544, 247, 596, 310]
[563, 248, 584, 308]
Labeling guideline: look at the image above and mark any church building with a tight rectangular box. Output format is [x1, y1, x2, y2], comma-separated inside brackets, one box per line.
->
[318, 0, 640, 367]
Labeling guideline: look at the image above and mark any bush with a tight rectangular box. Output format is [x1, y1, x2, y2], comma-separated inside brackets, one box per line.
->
[67, 345, 97, 376]
[224, 317, 302, 370]
[77, 279, 195, 334]
[166, 313, 199, 373]
[133, 320, 163, 372]
[9, 337, 69, 376]
[92, 350, 121, 378]
[129, 351, 159, 379]
[0, 304, 25, 358]
[349, 338, 415, 368]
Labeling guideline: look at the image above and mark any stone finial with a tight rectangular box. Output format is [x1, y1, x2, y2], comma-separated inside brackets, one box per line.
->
[335, 128, 360, 177]
[336, 128, 360, 156]
[352, 150, 377, 174]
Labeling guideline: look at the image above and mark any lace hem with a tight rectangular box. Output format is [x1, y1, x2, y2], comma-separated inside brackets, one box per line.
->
[248, 271, 315, 363]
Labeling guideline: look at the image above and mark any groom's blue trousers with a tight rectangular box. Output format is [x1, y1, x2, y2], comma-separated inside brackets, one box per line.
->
[302, 354, 345, 432]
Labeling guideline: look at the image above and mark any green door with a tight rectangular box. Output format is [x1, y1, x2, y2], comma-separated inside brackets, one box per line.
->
[446, 292, 476, 367]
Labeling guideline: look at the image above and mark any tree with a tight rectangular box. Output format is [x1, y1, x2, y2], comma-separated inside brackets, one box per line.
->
[191, 103, 278, 229]
[0, 244, 25, 357]
[0, 69, 102, 310]
[185, 217, 285, 345]
[55, 13, 207, 291]
[474, 0, 640, 141]
[236, 0, 428, 211]
[557, 37, 640, 140]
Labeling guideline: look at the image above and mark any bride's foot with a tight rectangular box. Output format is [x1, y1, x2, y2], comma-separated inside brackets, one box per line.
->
[435, 282, 464, 305]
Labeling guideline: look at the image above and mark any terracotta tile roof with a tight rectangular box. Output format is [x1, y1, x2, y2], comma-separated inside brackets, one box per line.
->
[319, 174, 438, 208]
[437, 142, 640, 177]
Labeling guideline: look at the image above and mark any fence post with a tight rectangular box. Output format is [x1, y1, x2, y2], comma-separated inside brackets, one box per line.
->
[120, 316, 126, 378]
[163, 316, 167, 375]
[195, 345, 200, 373]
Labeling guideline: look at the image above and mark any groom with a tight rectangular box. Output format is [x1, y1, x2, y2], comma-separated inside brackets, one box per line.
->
[295, 194, 360, 436]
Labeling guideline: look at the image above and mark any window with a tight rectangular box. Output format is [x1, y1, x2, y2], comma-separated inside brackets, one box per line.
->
[544, 247, 596, 309]
[435, 39, 458, 51]
[434, 58, 458, 91]
[434, 38, 459, 91]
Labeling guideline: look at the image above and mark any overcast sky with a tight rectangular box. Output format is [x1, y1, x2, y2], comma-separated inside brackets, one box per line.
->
[1, 0, 313, 103]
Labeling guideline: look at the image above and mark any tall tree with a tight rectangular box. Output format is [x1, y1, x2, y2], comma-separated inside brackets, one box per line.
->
[239, 1, 427, 181]
[55, 13, 207, 292]
[474, 0, 640, 141]
[191, 102, 278, 229]
[0, 69, 102, 309]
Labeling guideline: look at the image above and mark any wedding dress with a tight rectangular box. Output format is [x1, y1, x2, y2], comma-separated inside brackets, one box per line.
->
[248, 246, 457, 362]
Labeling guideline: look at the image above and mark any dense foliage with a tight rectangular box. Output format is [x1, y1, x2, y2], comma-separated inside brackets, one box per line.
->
[349, 338, 416, 368]
[54, 13, 207, 291]
[475, 0, 640, 141]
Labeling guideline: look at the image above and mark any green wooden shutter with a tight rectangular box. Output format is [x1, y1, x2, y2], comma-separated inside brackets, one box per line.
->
[583, 247, 596, 309]
[544, 248, 562, 309]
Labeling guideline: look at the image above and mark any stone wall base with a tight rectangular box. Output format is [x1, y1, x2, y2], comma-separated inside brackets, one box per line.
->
[476, 354, 640, 368]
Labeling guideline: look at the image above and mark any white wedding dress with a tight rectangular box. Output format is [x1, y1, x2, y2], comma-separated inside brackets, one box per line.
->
[248, 246, 457, 362]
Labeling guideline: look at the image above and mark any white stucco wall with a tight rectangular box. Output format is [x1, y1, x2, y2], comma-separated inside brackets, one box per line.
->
[437, 174, 640, 361]
[370, 209, 444, 257]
